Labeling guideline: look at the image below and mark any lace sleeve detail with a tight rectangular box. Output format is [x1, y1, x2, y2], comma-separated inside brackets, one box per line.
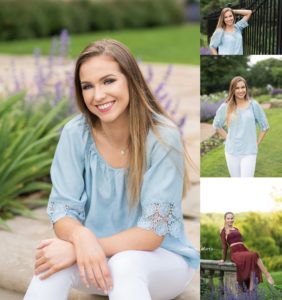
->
[137, 202, 182, 238]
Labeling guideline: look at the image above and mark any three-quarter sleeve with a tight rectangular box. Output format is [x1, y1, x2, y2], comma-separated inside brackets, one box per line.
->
[137, 126, 184, 238]
[220, 229, 228, 261]
[209, 28, 224, 49]
[47, 122, 87, 224]
[213, 103, 227, 129]
[251, 100, 270, 131]
[235, 18, 248, 31]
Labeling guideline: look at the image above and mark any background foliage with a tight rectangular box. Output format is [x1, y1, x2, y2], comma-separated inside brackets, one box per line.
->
[0, 0, 185, 41]
[201, 56, 282, 95]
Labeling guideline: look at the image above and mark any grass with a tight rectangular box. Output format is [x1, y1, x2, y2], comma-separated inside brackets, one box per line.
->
[201, 108, 282, 177]
[0, 25, 199, 65]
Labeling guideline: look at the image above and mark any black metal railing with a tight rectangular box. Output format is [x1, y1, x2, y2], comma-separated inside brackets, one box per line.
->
[206, 0, 282, 54]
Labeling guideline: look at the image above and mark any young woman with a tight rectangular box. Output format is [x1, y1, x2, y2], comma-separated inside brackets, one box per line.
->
[24, 39, 199, 300]
[219, 212, 274, 290]
[210, 7, 252, 55]
[213, 76, 269, 177]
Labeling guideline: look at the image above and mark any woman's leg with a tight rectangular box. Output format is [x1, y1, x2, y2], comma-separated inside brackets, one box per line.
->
[225, 152, 241, 177]
[24, 265, 104, 300]
[257, 258, 275, 285]
[240, 155, 257, 177]
[107, 248, 195, 300]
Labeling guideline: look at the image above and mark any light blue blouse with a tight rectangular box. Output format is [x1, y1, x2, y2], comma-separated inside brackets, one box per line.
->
[213, 100, 269, 156]
[209, 19, 248, 55]
[47, 114, 199, 269]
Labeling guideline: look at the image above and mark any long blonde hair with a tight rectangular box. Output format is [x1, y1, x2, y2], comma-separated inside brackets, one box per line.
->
[225, 76, 249, 126]
[74, 39, 189, 208]
[216, 8, 236, 29]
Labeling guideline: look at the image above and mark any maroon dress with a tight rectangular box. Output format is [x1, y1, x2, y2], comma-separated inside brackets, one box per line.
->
[220, 227, 262, 287]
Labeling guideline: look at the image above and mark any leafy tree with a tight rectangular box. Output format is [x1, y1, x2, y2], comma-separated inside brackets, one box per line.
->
[248, 58, 282, 88]
[201, 55, 249, 94]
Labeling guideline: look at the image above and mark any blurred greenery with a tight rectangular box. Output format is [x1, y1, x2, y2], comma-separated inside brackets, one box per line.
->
[201, 57, 282, 94]
[0, 25, 199, 64]
[201, 108, 282, 177]
[0, 0, 185, 41]
[0, 93, 72, 228]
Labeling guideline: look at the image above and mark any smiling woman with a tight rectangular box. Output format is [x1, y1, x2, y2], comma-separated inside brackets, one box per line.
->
[213, 76, 269, 177]
[220, 212, 274, 290]
[23, 39, 199, 300]
[209, 8, 252, 55]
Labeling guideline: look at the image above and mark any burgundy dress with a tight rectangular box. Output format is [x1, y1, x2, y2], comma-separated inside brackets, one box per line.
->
[220, 227, 262, 287]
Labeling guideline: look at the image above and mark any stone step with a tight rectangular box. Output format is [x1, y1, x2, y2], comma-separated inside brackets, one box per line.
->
[0, 208, 199, 299]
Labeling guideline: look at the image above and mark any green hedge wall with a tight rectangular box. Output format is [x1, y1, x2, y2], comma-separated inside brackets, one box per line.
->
[0, 0, 185, 41]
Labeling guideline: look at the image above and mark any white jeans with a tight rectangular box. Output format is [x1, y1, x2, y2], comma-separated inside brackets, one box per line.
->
[225, 152, 257, 177]
[24, 248, 195, 300]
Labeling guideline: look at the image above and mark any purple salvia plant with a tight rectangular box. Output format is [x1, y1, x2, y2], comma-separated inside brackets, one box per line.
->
[271, 88, 282, 96]
[59, 29, 70, 65]
[145, 64, 153, 84]
[54, 81, 62, 105]
[200, 47, 211, 55]
[162, 64, 173, 82]
[10, 59, 21, 93]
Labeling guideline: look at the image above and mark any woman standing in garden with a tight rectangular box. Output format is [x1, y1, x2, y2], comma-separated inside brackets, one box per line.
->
[213, 76, 269, 177]
[219, 212, 274, 290]
[209, 7, 252, 55]
[24, 39, 199, 300]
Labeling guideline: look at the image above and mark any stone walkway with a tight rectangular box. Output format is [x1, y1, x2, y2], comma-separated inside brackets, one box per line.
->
[0, 208, 199, 300]
[0, 56, 200, 299]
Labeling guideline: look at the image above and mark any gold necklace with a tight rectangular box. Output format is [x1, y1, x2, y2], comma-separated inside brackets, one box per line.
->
[100, 128, 129, 156]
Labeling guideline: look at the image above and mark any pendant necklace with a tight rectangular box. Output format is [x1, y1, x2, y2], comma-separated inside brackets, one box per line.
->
[100, 128, 129, 156]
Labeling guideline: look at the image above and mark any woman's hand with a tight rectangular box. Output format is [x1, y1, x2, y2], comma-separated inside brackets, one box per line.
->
[71, 226, 112, 294]
[35, 238, 76, 279]
[218, 259, 225, 265]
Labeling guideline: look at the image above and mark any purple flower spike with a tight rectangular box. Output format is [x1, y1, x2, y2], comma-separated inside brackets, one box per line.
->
[178, 115, 187, 128]
[54, 81, 62, 104]
[162, 64, 173, 82]
[200, 47, 211, 55]
[158, 92, 169, 102]
[146, 64, 154, 83]
[154, 82, 166, 96]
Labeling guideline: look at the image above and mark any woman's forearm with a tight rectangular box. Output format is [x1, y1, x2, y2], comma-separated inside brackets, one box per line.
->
[232, 9, 252, 21]
[53, 216, 86, 243]
[210, 47, 218, 55]
[54, 217, 164, 256]
[99, 227, 164, 257]
[257, 130, 268, 145]
[216, 128, 228, 140]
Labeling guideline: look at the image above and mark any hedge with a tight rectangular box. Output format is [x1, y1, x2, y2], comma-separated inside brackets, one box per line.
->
[0, 0, 185, 41]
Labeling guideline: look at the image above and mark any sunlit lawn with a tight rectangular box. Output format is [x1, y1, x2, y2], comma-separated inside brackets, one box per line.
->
[0, 25, 199, 65]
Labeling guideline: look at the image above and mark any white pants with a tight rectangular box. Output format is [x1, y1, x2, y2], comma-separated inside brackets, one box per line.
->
[225, 152, 257, 177]
[24, 248, 195, 300]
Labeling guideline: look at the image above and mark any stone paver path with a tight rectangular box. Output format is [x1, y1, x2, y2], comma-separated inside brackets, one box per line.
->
[200, 123, 215, 142]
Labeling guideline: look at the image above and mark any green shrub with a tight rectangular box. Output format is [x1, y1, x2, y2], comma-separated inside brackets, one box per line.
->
[0, 0, 185, 41]
[264, 256, 282, 271]
[0, 93, 71, 227]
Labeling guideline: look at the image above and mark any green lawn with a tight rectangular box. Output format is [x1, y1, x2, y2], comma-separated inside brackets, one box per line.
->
[0, 25, 199, 65]
[201, 108, 282, 177]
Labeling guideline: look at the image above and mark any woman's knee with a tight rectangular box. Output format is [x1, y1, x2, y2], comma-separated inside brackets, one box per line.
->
[108, 250, 147, 280]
